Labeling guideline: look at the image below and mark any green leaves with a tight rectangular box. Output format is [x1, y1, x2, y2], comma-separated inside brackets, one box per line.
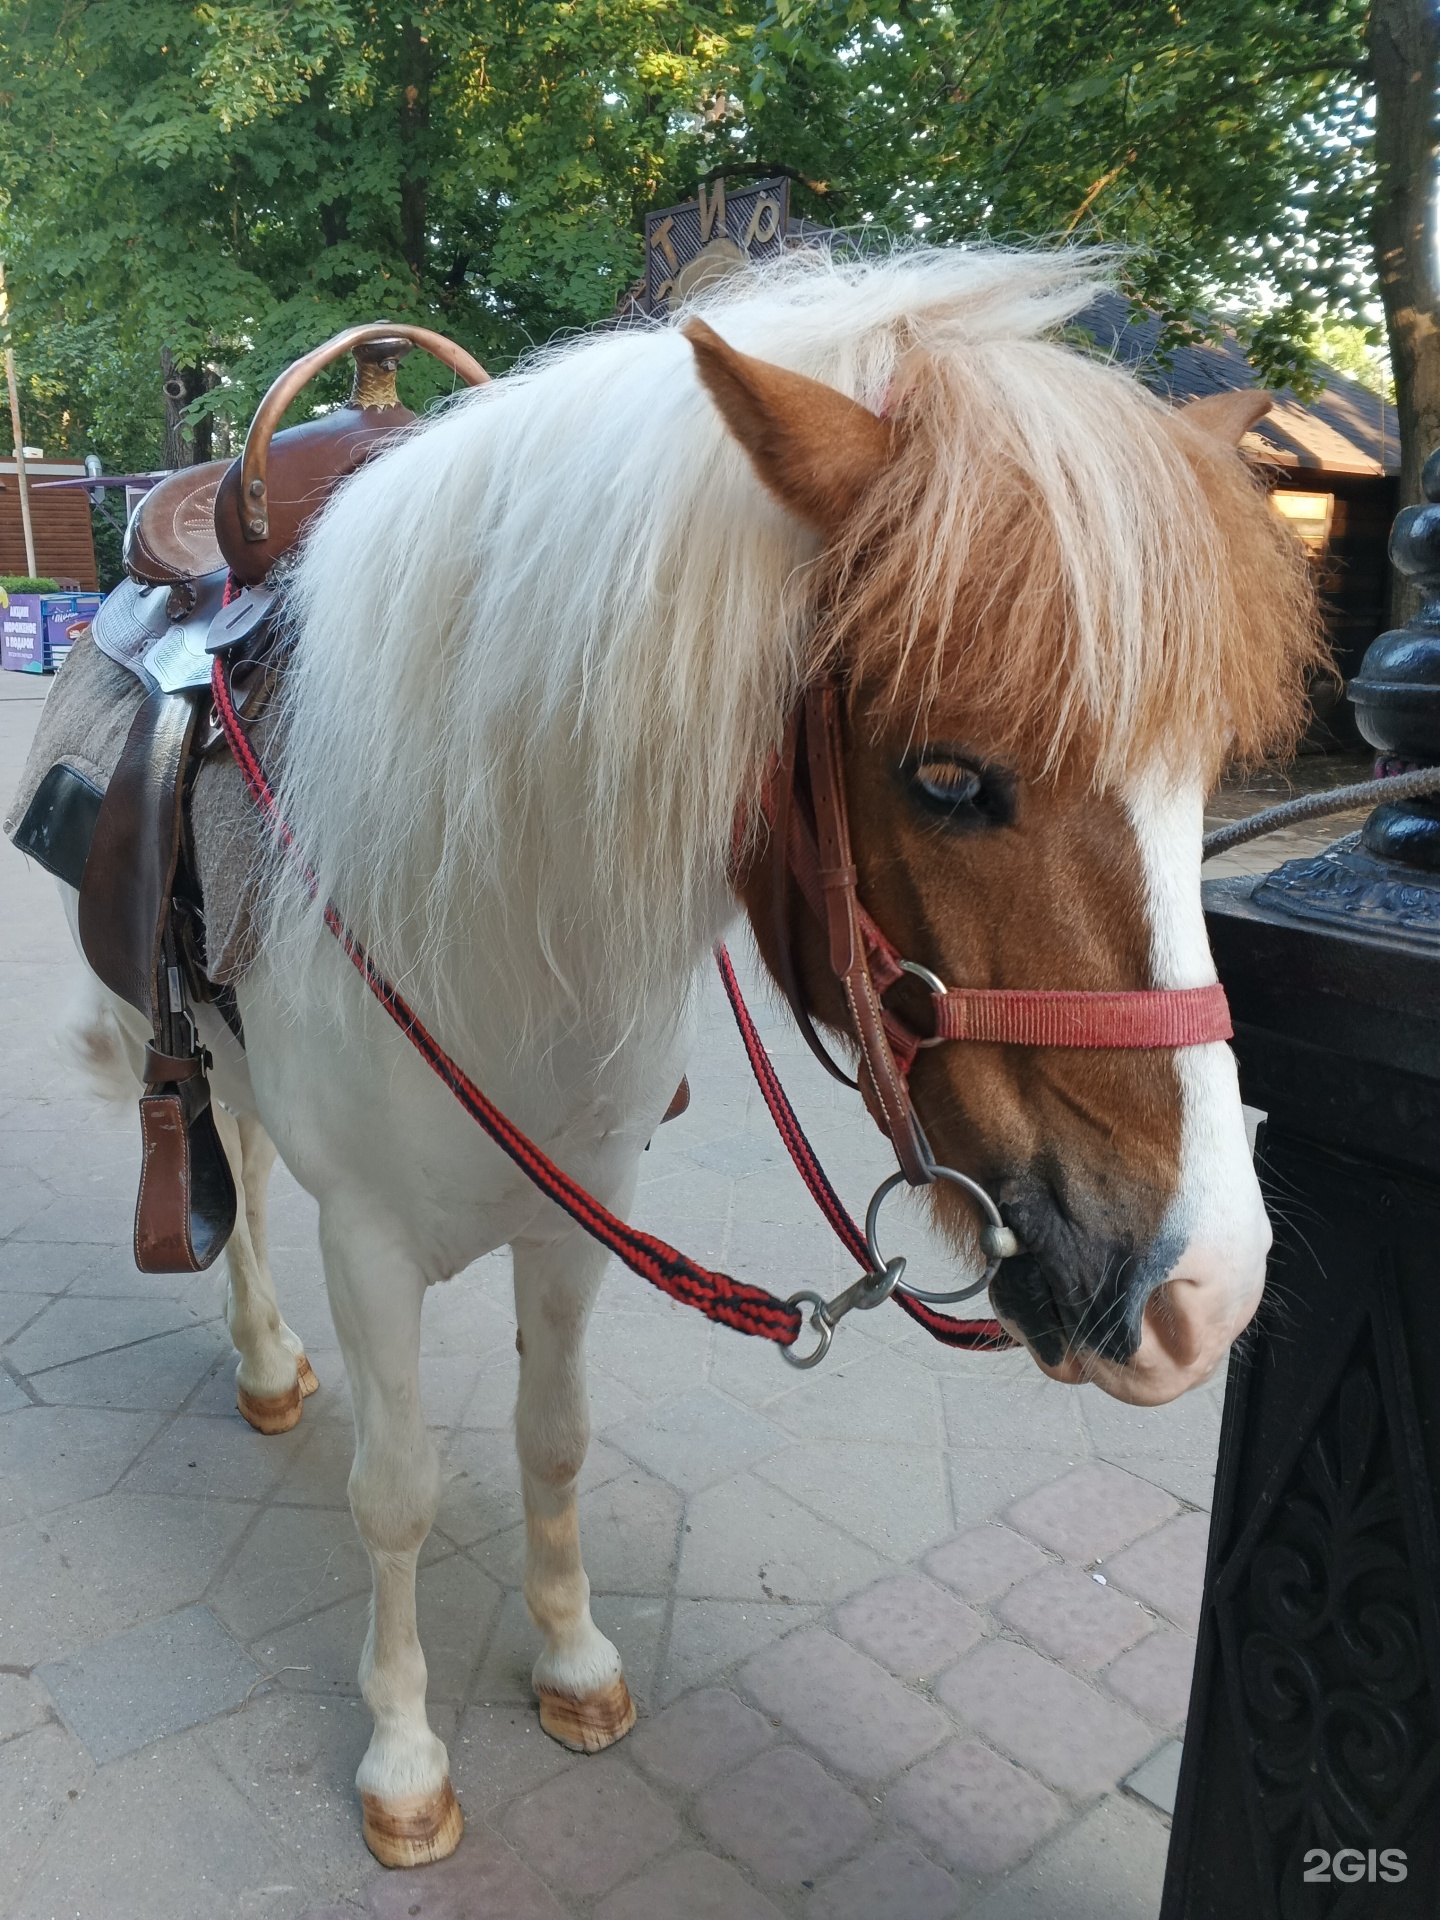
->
[0, 0, 1375, 475]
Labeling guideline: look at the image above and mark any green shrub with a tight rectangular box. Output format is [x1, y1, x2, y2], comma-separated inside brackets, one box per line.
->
[0, 577, 61, 593]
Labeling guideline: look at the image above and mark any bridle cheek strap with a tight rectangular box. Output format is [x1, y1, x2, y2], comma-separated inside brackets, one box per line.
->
[764, 680, 1233, 1180]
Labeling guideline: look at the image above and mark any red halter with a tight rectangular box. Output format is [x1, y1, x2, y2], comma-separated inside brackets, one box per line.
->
[761, 681, 1232, 1185]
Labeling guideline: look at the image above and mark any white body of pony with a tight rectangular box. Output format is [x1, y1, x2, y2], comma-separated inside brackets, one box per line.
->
[59, 246, 1310, 1864]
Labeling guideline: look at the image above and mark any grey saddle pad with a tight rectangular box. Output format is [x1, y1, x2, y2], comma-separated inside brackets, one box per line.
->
[5, 626, 269, 984]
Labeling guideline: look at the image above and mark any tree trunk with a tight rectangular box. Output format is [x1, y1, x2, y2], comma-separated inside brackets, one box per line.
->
[1371, 0, 1440, 528]
[398, 23, 431, 282]
[160, 348, 215, 467]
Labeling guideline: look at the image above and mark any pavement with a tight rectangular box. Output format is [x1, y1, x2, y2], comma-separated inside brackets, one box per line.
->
[0, 662, 1370, 1920]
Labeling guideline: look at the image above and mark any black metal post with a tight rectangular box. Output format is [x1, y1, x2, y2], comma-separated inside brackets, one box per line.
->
[1161, 466, 1440, 1917]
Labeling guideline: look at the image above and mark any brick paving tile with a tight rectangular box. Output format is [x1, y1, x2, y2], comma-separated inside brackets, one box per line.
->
[627, 1686, 774, 1793]
[963, 1790, 1171, 1920]
[805, 1837, 962, 1920]
[360, 1817, 566, 1918]
[738, 1629, 948, 1783]
[835, 1572, 982, 1679]
[938, 1639, 1155, 1798]
[888, 1737, 1064, 1876]
[1006, 1464, 1179, 1564]
[1103, 1512, 1209, 1633]
[500, 1755, 681, 1900]
[924, 1526, 1048, 1603]
[695, 1745, 874, 1887]
[1103, 1629, 1197, 1728]
[997, 1564, 1152, 1672]
[596, 1849, 787, 1919]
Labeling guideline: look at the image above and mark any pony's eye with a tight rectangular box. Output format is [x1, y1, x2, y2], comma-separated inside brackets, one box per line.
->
[904, 752, 1014, 827]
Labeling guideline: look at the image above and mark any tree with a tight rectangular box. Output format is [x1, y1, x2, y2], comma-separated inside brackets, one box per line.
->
[2, 0, 1431, 512]
[1370, 0, 1440, 514]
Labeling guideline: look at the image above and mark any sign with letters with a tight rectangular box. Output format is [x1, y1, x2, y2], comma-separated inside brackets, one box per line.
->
[642, 177, 792, 316]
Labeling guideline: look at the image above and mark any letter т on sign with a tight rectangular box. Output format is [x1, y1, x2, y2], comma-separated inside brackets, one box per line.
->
[641, 177, 792, 316]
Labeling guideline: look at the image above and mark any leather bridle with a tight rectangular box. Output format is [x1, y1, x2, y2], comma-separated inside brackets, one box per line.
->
[763, 677, 1234, 1239]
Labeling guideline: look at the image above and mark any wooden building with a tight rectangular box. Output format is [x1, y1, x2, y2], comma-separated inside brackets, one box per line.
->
[0, 461, 99, 588]
[1080, 295, 1399, 695]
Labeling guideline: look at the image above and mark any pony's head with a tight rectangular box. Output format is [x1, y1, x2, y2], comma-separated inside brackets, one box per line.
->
[686, 310, 1323, 1407]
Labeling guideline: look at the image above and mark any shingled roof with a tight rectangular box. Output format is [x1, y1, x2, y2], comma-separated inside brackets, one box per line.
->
[1077, 291, 1399, 479]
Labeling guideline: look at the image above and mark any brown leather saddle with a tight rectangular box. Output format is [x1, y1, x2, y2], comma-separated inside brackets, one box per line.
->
[13, 326, 489, 1271]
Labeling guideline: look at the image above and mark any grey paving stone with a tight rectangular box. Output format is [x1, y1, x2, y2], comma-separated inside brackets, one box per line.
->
[0, 1239, 105, 1294]
[629, 1686, 775, 1793]
[0, 1406, 167, 1524]
[451, 1703, 582, 1812]
[689, 1132, 777, 1177]
[1125, 1738, 1183, 1817]
[406, 1551, 505, 1705]
[120, 1409, 310, 1501]
[757, 1440, 954, 1561]
[210, 1505, 373, 1640]
[0, 1671, 51, 1742]
[998, 1564, 1153, 1671]
[360, 1818, 567, 1918]
[658, 1600, 823, 1704]
[0, 1720, 95, 1909]
[695, 1744, 873, 1888]
[1006, 1463, 1180, 1563]
[805, 1837, 962, 1920]
[948, 1450, 1086, 1533]
[435, 1431, 628, 1548]
[1103, 1511, 1210, 1633]
[472, 1589, 547, 1707]
[938, 1640, 1155, 1799]
[1103, 1628, 1196, 1728]
[0, 1292, 50, 1343]
[590, 1593, 669, 1711]
[8, 1729, 297, 1920]
[193, 1686, 373, 1889]
[767, 1345, 945, 1448]
[942, 1372, 1089, 1456]
[738, 1629, 947, 1783]
[0, 1493, 254, 1667]
[584, 1307, 713, 1397]
[0, 1367, 29, 1414]
[925, 1525, 1049, 1604]
[609, 1385, 787, 1493]
[835, 1571, 982, 1679]
[501, 1753, 681, 1899]
[597, 1848, 788, 1920]
[250, 1594, 366, 1699]
[37, 1602, 260, 1763]
[679, 1473, 888, 1605]
[889, 1737, 1065, 1875]
[271, 1412, 355, 1509]
[5, 1294, 200, 1374]
[965, 1791, 1170, 1920]
[30, 1322, 230, 1410]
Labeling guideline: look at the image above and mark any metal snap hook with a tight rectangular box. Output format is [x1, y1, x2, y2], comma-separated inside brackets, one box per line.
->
[780, 1257, 906, 1369]
[780, 1290, 836, 1369]
[866, 1166, 1022, 1304]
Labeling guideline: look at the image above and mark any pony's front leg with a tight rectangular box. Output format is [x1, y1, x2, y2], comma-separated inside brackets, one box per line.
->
[321, 1204, 461, 1867]
[514, 1228, 637, 1753]
[211, 1104, 312, 1433]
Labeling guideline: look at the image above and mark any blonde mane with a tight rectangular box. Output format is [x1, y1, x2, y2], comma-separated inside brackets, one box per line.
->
[263, 245, 1320, 1051]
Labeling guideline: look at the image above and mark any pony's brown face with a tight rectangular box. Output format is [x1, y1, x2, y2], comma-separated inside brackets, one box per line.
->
[687, 313, 1321, 1407]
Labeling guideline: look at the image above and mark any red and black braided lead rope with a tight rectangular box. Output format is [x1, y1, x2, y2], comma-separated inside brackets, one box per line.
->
[210, 655, 801, 1348]
[713, 946, 1015, 1352]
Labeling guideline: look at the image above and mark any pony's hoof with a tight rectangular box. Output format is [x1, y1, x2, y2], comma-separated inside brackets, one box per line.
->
[361, 1779, 464, 1868]
[237, 1378, 303, 1435]
[296, 1354, 320, 1397]
[538, 1675, 637, 1753]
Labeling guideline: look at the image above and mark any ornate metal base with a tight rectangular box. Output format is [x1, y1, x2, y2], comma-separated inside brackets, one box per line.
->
[1253, 835, 1440, 949]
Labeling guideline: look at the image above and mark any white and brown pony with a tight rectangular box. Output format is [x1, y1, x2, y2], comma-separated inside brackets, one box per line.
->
[64, 248, 1319, 1864]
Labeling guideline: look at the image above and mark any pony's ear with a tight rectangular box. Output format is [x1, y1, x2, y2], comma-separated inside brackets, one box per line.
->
[684, 317, 896, 533]
[1181, 389, 1273, 447]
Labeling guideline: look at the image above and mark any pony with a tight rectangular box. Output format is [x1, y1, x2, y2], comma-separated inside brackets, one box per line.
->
[60, 245, 1320, 1865]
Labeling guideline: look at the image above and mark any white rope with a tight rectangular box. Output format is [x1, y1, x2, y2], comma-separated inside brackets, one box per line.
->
[1202, 766, 1440, 859]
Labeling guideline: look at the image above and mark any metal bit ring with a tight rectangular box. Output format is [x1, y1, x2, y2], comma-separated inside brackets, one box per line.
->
[866, 1166, 1020, 1304]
